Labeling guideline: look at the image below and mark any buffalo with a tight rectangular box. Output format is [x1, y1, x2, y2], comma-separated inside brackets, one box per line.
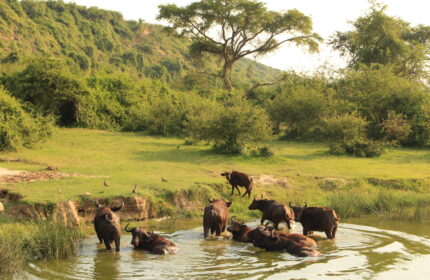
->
[248, 224, 320, 257]
[203, 198, 232, 237]
[289, 203, 340, 239]
[226, 216, 253, 243]
[93, 200, 124, 252]
[221, 171, 253, 198]
[125, 224, 179, 254]
[248, 196, 294, 230]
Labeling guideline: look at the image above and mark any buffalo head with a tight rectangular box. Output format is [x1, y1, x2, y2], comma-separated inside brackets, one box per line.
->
[226, 216, 244, 233]
[289, 202, 307, 222]
[125, 224, 154, 248]
[248, 194, 265, 210]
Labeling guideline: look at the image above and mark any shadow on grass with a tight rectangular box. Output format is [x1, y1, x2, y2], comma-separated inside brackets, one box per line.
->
[132, 147, 227, 163]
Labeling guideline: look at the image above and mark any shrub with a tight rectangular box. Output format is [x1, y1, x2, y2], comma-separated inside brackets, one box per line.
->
[186, 95, 273, 154]
[0, 87, 54, 151]
[250, 145, 274, 158]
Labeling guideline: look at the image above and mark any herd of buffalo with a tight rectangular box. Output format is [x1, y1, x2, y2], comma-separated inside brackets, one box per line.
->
[93, 171, 339, 257]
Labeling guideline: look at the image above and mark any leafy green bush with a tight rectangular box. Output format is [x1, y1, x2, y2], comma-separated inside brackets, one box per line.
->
[186, 96, 273, 154]
[0, 87, 54, 151]
[250, 146, 274, 158]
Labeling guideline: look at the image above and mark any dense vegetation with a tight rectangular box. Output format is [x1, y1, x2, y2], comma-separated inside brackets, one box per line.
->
[0, 0, 429, 155]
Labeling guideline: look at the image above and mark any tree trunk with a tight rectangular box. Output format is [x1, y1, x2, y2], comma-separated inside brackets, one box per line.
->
[222, 61, 233, 90]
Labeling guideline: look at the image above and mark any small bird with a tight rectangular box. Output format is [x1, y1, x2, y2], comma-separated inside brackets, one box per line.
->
[176, 145, 181, 149]
[161, 177, 168, 183]
[132, 184, 138, 194]
[104, 180, 109, 187]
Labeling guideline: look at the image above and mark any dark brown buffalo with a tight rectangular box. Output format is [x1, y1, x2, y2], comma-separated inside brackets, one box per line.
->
[289, 203, 340, 239]
[203, 198, 232, 237]
[221, 171, 253, 198]
[125, 224, 179, 254]
[226, 216, 253, 243]
[247, 225, 320, 257]
[248, 196, 294, 229]
[93, 201, 124, 252]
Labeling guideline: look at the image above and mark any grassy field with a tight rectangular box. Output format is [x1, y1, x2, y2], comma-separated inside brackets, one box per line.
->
[1, 128, 430, 218]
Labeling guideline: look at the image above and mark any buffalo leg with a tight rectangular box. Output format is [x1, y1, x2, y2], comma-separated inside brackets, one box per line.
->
[230, 185, 235, 196]
[235, 185, 241, 195]
[242, 188, 250, 198]
[303, 227, 309, 236]
[332, 224, 338, 239]
[96, 233, 103, 244]
[325, 229, 334, 239]
[215, 225, 222, 236]
[260, 216, 266, 225]
[104, 239, 112, 250]
[114, 239, 120, 252]
[285, 219, 291, 230]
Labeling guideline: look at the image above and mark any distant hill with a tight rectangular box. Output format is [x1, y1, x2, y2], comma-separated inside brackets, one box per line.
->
[0, 0, 282, 88]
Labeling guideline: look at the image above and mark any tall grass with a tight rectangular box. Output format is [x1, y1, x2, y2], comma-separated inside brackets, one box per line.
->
[0, 220, 85, 277]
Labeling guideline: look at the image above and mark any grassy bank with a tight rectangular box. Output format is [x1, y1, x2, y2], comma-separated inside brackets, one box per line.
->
[1, 128, 430, 220]
[0, 219, 85, 277]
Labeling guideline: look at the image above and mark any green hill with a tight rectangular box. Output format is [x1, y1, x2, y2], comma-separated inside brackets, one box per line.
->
[0, 0, 281, 87]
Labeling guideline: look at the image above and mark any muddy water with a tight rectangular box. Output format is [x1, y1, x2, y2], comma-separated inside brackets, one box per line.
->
[24, 217, 430, 280]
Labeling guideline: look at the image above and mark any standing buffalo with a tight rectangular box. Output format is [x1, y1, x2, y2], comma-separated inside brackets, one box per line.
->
[125, 225, 179, 254]
[248, 196, 294, 229]
[289, 203, 340, 239]
[226, 216, 253, 243]
[247, 225, 320, 257]
[221, 171, 254, 198]
[203, 198, 232, 237]
[93, 200, 124, 252]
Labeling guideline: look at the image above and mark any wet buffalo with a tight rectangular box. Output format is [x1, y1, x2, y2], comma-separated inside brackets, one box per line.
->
[93, 200, 124, 252]
[248, 225, 320, 257]
[248, 196, 294, 229]
[203, 198, 232, 237]
[221, 171, 254, 198]
[125, 224, 179, 254]
[289, 203, 339, 239]
[226, 216, 253, 243]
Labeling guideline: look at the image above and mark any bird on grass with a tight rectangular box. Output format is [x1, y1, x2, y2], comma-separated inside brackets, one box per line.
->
[132, 184, 138, 194]
[161, 177, 168, 183]
[104, 180, 109, 187]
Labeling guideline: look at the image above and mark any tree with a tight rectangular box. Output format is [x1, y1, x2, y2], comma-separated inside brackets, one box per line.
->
[329, 2, 430, 78]
[158, 0, 321, 90]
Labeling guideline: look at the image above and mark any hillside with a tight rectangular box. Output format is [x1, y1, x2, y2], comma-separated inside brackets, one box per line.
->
[0, 0, 281, 87]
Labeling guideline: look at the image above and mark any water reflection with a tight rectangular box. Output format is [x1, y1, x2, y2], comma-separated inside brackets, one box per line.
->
[24, 218, 430, 280]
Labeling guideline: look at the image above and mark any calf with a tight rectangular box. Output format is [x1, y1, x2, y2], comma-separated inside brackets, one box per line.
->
[221, 171, 253, 198]
[248, 196, 294, 229]
[226, 216, 253, 243]
[290, 203, 340, 239]
[93, 200, 124, 252]
[248, 225, 320, 257]
[125, 225, 179, 254]
[203, 198, 232, 237]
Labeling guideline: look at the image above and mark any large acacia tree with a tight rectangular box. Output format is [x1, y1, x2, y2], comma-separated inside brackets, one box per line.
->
[158, 0, 321, 90]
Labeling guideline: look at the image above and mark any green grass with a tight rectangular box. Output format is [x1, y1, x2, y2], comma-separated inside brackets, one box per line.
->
[1, 128, 430, 218]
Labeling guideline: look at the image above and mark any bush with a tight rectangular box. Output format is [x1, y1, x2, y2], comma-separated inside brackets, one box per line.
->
[0, 87, 54, 151]
[186, 95, 273, 154]
[250, 146, 274, 158]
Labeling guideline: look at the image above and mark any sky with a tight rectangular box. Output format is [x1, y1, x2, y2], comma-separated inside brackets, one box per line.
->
[65, 0, 430, 72]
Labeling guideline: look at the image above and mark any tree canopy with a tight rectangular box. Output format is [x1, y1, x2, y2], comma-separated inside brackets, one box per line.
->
[329, 3, 430, 79]
[158, 0, 321, 90]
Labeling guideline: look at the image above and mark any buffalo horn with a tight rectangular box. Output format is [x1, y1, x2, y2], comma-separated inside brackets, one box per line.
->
[289, 202, 294, 207]
[303, 202, 308, 208]
[231, 216, 238, 223]
[125, 224, 133, 232]
[253, 194, 258, 201]
[96, 199, 102, 208]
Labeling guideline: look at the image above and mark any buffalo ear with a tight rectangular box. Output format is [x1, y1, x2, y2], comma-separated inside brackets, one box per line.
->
[226, 201, 233, 207]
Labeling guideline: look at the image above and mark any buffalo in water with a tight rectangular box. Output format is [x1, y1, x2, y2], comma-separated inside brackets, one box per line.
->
[125, 224, 179, 254]
[221, 171, 254, 198]
[248, 195, 294, 230]
[226, 216, 253, 243]
[289, 202, 340, 239]
[247, 224, 320, 257]
[93, 200, 124, 252]
[203, 198, 232, 237]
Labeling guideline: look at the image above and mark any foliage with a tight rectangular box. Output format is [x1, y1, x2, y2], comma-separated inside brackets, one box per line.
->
[334, 66, 430, 147]
[186, 95, 272, 154]
[267, 72, 335, 139]
[329, 3, 430, 78]
[158, 0, 321, 89]
[0, 86, 54, 151]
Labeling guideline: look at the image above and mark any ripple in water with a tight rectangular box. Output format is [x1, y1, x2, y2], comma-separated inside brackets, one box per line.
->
[23, 220, 430, 280]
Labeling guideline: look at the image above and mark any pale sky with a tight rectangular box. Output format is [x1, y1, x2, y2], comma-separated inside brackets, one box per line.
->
[65, 0, 430, 72]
